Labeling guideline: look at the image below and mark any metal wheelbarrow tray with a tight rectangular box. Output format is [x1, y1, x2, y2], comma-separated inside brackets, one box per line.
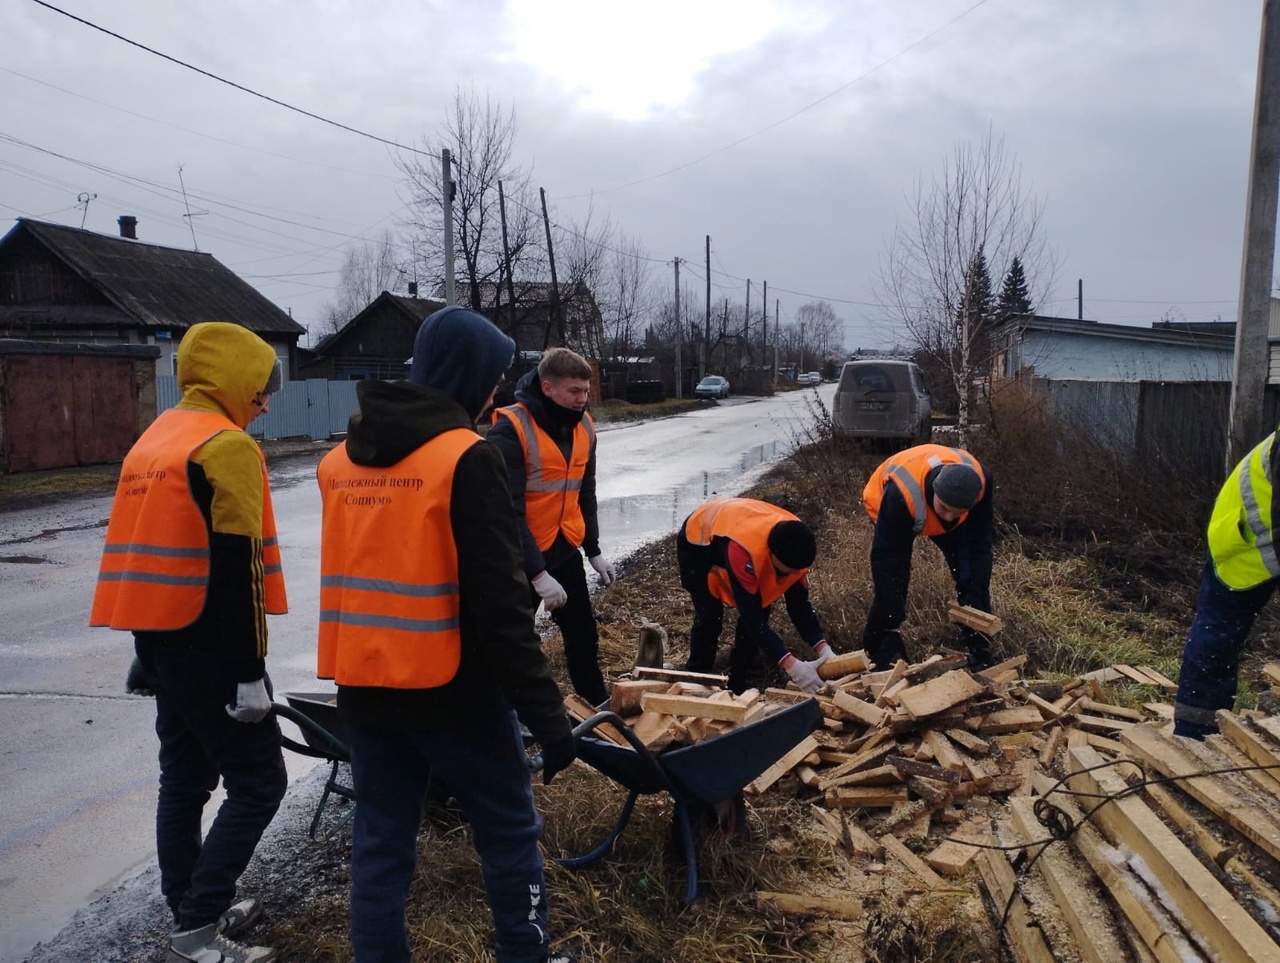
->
[559, 698, 822, 903]
[273, 692, 354, 839]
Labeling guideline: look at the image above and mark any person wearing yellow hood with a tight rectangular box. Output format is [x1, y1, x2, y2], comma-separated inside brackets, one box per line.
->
[91, 322, 288, 963]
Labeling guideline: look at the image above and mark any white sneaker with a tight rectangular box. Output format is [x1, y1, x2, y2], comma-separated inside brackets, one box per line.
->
[166, 923, 279, 963]
[216, 897, 263, 939]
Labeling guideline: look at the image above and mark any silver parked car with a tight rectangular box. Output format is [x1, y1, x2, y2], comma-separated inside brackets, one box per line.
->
[694, 375, 730, 399]
[831, 360, 931, 447]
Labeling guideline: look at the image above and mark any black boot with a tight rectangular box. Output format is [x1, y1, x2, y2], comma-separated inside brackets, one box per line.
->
[866, 629, 907, 670]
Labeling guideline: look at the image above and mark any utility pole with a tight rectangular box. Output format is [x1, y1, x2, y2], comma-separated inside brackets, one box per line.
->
[773, 298, 779, 381]
[673, 257, 683, 399]
[498, 181, 519, 334]
[761, 280, 768, 355]
[539, 187, 563, 350]
[745, 279, 751, 343]
[441, 148, 456, 306]
[703, 235, 711, 380]
[1077, 278, 1083, 320]
[1230, 0, 1280, 466]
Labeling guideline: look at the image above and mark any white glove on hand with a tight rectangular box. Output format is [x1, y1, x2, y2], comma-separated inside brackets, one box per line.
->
[812, 641, 834, 665]
[532, 571, 568, 611]
[225, 678, 272, 723]
[588, 555, 617, 587]
[780, 653, 824, 694]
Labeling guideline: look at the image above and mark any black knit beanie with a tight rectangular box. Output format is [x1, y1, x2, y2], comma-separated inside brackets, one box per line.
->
[933, 463, 982, 510]
[767, 520, 816, 570]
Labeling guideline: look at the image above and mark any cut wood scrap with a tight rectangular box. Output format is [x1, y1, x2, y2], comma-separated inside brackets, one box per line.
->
[974, 849, 1059, 963]
[880, 833, 949, 889]
[1030, 774, 1206, 963]
[1077, 698, 1144, 721]
[824, 786, 909, 809]
[1206, 733, 1280, 803]
[1008, 797, 1133, 963]
[669, 682, 716, 697]
[756, 890, 863, 921]
[923, 730, 967, 773]
[947, 601, 1004, 635]
[629, 710, 679, 751]
[608, 679, 674, 716]
[633, 666, 728, 686]
[564, 694, 631, 747]
[1038, 726, 1065, 768]
[762, 686, 812, 704]
[1134, 665, 1177, 691]
[1066, 743, 1280, 963]
[1215, 710, 1280, 797]
[924, 816, 993, 876]
[1113, 663, 1162, 687]
[794, 765, 822, 789]
[905, 776, 953, 806]
[878, 678, 910, 706]
[829, 764, 903, 789]
[876, 798, 931, 835]
[873, 659, 909, 706]
[1252, 713, 1280, 750]
[1022, 691, 1063, 720]
[745, 734, 821, 795]
[976, 654, 1027, 681]
[1142, 702, 1174, 721]
[808, 804, 884, 858]
[896, 669, 987, 719]
[1084, 733, 1131, 757]
[967, 707, 1045, 735]
[945, 727, 994, 756]
[830, 688, 889, 727]
[1121, 726, 1280, 863]
[886, 754, 962, 785]
[985, 668, 1021, 687]
[907, 651, 972, 683]
[1263, 663, 1280, 688]
[816, 736, 896, 792]
[640, 691, 750, 723]
[1085, 677, 1109, 704]
[817, 649, 871, 679]
[1073, 714, 1137, 734]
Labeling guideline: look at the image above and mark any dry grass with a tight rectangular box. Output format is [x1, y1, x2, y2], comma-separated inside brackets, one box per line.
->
[591, 398, 708, 424]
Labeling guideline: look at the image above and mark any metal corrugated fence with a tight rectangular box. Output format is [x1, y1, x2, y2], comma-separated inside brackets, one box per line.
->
[156, 377, 359, 441]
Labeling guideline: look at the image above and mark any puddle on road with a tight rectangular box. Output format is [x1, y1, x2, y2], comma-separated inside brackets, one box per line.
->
[0, 555, 52, 564]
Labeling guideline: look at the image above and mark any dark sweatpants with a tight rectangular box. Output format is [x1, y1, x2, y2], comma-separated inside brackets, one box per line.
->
[531, 551, 607, 706]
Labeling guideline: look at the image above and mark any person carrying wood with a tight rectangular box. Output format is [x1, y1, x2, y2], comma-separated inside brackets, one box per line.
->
[489, 347, 613, 707]
[316, 306, 577, 963]
[861, 444, 996, 671]
[1175, 429, 1280, 739]
[678, 496, 832, 694]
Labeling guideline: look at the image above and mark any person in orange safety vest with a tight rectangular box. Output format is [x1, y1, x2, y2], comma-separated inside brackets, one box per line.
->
[90, 321, 288, 963]
[678, 497, 833, 694]
[488, 347, 614, 707]
[861, 443, 995, 671]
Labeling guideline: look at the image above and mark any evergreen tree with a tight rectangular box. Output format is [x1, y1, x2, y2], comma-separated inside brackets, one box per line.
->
[996, 255, 1032, 318]
[957, 249, 993, 334]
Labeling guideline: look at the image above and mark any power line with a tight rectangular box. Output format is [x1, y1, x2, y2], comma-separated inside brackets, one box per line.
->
[29, 0, 440, 161]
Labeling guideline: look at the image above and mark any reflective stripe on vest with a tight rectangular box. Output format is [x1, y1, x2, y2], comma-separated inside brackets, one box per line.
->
[1208, 431, 1280, 588]
[863, 444, 984, 537]
[89, 408, 287, 630]
[316, 428, 479, 689]
[683, 497, 806, 608]
[494, 403, 594, 551]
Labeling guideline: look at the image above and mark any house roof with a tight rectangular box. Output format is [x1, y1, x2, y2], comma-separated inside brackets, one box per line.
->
[313, 290, 445, 354]
[2, 218, 306, 337]
[1003, 313, 1235, 349]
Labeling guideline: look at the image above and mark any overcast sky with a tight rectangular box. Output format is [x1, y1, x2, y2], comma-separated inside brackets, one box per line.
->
[2, 0, 1268, 349]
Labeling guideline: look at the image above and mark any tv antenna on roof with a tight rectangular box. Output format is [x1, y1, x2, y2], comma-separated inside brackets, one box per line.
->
[76, 191, 97, 229]
[176, 164, 208, 251]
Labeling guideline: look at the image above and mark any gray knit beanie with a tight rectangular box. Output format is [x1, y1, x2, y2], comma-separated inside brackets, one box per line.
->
[932, 464, 982, 510]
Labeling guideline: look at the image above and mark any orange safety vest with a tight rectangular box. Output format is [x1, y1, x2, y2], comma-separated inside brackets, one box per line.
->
[90, 409, 286, 631]
[862, 444, 986, 537]
[317, 428, 481, 689]
[493, 402, 595, 551]
[684, 497, 807, 608]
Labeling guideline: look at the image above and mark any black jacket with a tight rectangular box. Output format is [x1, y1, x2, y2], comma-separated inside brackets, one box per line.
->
[487, 369, 601, 575]
[332, 378, 571, 748]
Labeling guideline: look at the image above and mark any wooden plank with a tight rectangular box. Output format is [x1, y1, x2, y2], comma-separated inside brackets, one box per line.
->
[924, 816, 992, 876]
[1134, 665, 1178, 691]
[633, 666, 728, 686]
[1023, 691, 1063, 720]
[880, 833, 948, 889]
[974, 849, 1059, 963]
[976, 653, 1027, 680]
[1142, 702, 1174, 721]
[968, 707, 1045, 735]
[1080, 666, 1124, 684]
[1216, 710, 1280, 797]
[830, 764, 902, 788]
[945, 727, 994, 755]
[745, 735, 821, 795]
[830, 688, 888, 727]
[816, 735, 896, 791]
[1073, 714, 1136, 734]
[886, 754, 962, 785]
[1121, 725, 1280, 863]
[1113, 663, 1159, 687]
[947, 601, 1004, 635]
[896, 669, 987, 719]
[817, 649, 871, 679]
[807, 804, 884, 858]
[824, 787, 909, 809]
[564, 694, 631, 747]
[756, 890, 863, 921]
[640, 691, 749, 723]
[923, 729, 967, 773]
[873, 659, 909, 705]
[1067, 743, 1280, 963]
[1008, 797, 1139, 963]
[1078, 698, 1144, 721]
[629, 709, 679, 751]
[1262, 663, 1280, 688]
[1038, 726, 1065, 768]
[608, 679, 673, 716]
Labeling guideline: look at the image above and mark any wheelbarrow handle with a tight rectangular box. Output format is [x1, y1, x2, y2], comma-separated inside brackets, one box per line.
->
[270, 702, 350, 763]
[528, 711, 675, 793]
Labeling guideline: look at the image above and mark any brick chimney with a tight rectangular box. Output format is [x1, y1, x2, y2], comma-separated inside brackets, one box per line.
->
[118, 215, 138, 239]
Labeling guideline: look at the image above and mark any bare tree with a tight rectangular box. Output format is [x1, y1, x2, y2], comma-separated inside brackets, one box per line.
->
[318, 230, 401, 338]
[878, 130, 1053, 433]
[794, 301, 843, 361]
[596, 231, 657, 360]
[396, 87, 540, 317]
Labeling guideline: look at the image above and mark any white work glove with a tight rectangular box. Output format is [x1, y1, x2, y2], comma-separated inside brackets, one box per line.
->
[812, 641, 834, 665]
[532, 571, 568, 611]
[225, 678, 272, 724]
[588, 554, 617, 587]
[780, 653, 824, 694]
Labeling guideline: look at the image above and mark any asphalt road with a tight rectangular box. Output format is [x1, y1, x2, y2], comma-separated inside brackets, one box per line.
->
[0, 383, 834, 961]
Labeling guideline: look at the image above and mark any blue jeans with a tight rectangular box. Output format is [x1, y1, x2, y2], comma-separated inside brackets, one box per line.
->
[1175, 555, 1276, 738]
[136, 638, 287, 930]
[346, 711, 550, 963]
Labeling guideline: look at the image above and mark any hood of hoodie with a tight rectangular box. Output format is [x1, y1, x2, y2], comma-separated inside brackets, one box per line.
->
[345, 379, 473, 467]
[407, 306, 515, 421]
[176, 322, 278, 428]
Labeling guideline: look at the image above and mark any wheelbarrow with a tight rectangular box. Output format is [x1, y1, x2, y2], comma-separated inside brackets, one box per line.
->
[271, 692, 354, 839]
[551, 698, 823, 903]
